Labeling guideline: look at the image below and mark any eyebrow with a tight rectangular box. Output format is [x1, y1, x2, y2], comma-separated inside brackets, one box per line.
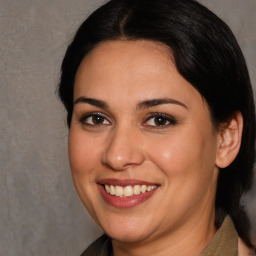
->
[74, 97, 188, 110]
[74, 97, 109, 109]
[136, 98, 188, 110]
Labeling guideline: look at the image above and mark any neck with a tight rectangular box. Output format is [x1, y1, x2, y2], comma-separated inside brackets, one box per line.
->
[112, 210, 217, 256]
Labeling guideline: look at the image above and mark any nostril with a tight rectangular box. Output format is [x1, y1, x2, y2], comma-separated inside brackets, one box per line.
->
[101, 130, 146, 170]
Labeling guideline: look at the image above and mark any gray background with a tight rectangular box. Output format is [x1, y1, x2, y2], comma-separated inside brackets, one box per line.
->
[0, 0, 255, 255]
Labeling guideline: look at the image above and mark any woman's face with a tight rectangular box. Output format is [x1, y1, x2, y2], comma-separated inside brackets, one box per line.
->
[69, 40, 220, 244]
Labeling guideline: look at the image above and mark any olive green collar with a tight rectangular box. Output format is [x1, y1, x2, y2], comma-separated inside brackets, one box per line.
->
[200, 215, 238, 256]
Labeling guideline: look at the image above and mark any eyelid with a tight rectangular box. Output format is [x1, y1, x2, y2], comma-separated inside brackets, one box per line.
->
[143, 112, 177, 127]
[79, 112, 112, 125]
[78, 111, 177, 128]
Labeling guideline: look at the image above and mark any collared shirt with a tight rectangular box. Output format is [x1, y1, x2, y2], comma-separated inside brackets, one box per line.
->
[81, 216, 238, 256]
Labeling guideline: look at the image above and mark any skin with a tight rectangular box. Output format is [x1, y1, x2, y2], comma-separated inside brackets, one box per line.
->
[68, 40, 241, 256]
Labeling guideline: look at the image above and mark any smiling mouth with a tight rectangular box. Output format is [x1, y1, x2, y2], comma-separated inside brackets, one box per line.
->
[98, 180, 159, 208]
[104, 184, 157, 197]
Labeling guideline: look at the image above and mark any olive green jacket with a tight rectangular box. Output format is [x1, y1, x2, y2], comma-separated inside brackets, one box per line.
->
[81, 216, 238, 256]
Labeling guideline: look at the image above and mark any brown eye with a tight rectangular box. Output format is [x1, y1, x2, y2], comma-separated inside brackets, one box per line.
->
[154, 116, 168, 126]
[80, 113, 111, 126]
[92, 115, 105, 124]
[144, 113, 177, 127]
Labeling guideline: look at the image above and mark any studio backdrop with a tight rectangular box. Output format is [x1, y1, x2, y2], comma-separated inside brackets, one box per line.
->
[0, 0, 255, 255]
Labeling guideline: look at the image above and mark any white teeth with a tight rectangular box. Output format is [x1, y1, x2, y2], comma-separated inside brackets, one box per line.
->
[141, 185, 147, 193]
[147, 185, 155, 192]
[110, 185, 115, 195]
[123, 186, 133, 197]
[133, 185, 141, 195]
[104, 184, 157, 197]
[115, 186, 124, 197]
[105, 185, 110, 193]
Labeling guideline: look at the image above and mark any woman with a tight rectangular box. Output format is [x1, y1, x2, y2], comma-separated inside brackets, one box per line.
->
[58, 0, 256, 255]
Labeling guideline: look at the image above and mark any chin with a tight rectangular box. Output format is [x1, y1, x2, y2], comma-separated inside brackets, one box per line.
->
[100, 217, 157, 244]
[106, 229, 152, 244]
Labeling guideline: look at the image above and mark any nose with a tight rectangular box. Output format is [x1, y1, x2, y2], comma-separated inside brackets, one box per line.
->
[101, 126, 145, 171]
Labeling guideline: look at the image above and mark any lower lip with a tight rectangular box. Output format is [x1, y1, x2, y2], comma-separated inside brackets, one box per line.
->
[98, 184, 158, 208]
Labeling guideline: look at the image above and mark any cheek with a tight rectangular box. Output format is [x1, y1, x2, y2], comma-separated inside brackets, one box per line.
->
[146, 127, 217, 181]
[68, 129, 100, 176]
[145, 129, 218, 219]
[68, 129, 103, 218]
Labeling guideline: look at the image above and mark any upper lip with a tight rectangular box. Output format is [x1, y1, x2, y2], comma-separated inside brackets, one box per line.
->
[98, 179, 158, 187]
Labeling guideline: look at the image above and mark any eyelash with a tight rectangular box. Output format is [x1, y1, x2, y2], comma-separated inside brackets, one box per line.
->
[143, 113, 177, 128]
[79, 112, 177, 128]
[79, 112, 111, 126]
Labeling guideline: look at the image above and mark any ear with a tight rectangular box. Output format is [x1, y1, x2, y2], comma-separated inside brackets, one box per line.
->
[215, 111, 243, 168]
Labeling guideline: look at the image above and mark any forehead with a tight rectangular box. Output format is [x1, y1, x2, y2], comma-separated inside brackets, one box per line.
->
[83, 39, 173, 65]
[75, 40, 173, 86]
[74, 40, 203, 109]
